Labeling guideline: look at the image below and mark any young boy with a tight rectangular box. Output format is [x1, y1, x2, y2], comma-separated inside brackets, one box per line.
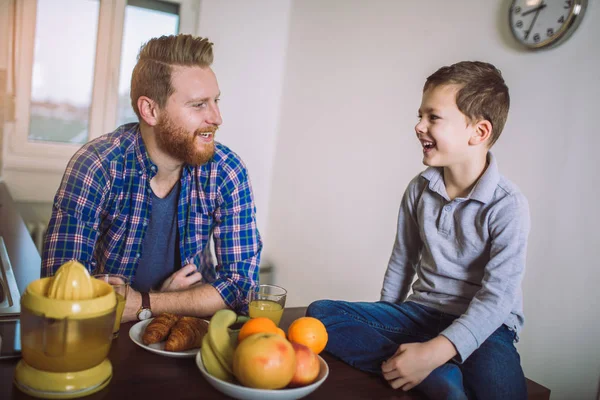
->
[307, 61, 530, 400]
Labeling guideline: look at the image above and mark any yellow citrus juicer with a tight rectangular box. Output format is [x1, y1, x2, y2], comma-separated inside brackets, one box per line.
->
[14, 261, 117, 399]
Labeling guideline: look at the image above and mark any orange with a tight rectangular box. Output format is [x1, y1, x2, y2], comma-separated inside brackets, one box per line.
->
[238, 317, 278, 343]
[275, 327, 286, 338]
[287, 317, 328, 355]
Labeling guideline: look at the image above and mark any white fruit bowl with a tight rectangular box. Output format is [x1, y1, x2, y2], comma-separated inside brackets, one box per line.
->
[196, 352, 329, 400]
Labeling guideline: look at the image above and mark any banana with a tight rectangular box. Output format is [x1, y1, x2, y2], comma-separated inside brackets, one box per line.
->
[201, 310, 253, 381]
[201, 334, 233, 382]
[207, 309, 238, 373]
[229, 315, 250, 343]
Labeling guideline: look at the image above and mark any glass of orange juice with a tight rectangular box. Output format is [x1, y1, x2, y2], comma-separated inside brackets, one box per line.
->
[93, 274, 129, 338]
[248, 284, 286, 326]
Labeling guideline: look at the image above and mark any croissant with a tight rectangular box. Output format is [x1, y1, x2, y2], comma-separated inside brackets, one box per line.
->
[142, 313, 180, 345]
[164, 316, 209, 352]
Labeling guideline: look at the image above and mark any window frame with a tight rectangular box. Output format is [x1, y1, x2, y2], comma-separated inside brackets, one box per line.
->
[3, 0, 199, 174]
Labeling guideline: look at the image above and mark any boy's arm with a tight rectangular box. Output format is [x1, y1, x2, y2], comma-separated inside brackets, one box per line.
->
[380, 177, 423, 303]
[440, 192, 531, 362]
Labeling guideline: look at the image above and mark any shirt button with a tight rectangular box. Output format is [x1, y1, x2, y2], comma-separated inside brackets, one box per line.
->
[147, 188, 152, 194]
[443, 205, 451, 211]
[138, 170, 142, 175]
[150, 165, 157, 172]
[135, 253, 141, 258]
[142, 221, 148, 227]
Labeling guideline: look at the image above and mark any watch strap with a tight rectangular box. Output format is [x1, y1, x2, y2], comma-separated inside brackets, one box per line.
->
[141, 291, 150, 309]
[137, 292, 152, 320]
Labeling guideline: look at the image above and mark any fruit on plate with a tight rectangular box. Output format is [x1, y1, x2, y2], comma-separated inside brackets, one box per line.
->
[288, 342, 320, 388]
[237, 317, 278, 343]
[275, 327, 286, 338]
[287, 317, 328, 355]
[233, 332, 296, 389]
[201, 334, 233, 382]
[202, 309, 249, 382]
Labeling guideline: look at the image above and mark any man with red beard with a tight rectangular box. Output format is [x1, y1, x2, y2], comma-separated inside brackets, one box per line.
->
[41, 35, 262, 323]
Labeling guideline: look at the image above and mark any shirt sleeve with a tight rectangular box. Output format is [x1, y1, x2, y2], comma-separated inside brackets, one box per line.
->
[41, 147, 109, 277]
[380, 176, 423, 303]
[440, 192, 530, 362]
[210, 156, 262, 314]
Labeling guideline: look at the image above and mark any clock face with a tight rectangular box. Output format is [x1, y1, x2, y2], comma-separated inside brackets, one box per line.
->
[509, 0, 587, 49]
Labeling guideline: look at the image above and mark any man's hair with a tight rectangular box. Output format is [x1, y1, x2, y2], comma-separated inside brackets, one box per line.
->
[424, 61, 510, 147]
[130, 34, 214, 119]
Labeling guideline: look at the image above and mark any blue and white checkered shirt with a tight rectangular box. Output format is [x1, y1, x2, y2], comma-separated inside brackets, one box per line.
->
[42, 123, 262, 313]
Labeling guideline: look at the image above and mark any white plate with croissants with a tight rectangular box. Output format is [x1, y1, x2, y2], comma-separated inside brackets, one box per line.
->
[129, 313, 209, 358]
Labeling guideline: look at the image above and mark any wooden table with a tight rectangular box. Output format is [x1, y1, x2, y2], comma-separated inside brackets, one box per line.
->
[0, 183, 550, 399]
[0, 307, 550, 399]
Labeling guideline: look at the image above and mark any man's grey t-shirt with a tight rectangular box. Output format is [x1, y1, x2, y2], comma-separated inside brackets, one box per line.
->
[380, 153, 530, 362]
[133, 181, 181, 292]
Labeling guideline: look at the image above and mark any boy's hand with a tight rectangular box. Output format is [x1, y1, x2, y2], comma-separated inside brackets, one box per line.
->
[381, 336, 457, 391]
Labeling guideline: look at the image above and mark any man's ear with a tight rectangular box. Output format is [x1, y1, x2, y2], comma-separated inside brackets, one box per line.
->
[469, 119, 493, 146]
[137, 96, 160, 126]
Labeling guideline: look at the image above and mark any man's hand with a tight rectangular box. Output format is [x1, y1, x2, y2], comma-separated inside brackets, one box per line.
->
[160, 264, 203, 292]
[122, 287, 141, 323]
[381, 336, 457, 391]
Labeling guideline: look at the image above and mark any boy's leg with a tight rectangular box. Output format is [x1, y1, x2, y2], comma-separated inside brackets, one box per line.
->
[306, 300, 467, 400]
[418, 363, 467, 400]
[307, 300, 436, 372]
[459, 325, 527, 400]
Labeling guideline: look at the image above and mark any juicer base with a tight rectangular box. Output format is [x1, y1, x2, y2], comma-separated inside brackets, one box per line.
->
[14, 358, 112, 399]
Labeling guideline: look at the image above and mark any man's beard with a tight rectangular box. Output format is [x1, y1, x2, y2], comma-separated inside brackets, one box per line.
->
[154, 113, 217, 166]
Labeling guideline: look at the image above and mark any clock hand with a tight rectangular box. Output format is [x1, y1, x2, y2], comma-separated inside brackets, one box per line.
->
[521, 3, 547, 17]
[524, 2, 545, 39]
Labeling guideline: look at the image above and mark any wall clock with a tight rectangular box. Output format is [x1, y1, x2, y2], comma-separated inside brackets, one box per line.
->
[509, 0, 588, 49]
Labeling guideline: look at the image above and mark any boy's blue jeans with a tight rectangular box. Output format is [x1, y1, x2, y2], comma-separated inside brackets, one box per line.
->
[306, 300, 527, 400]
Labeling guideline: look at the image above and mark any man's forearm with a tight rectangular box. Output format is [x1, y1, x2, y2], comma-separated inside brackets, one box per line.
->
[124, 283, 227, 321]
[151, 284, 227, 317]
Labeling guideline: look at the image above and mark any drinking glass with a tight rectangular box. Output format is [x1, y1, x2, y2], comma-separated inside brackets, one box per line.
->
[93, 274, 129, 338]
[248, 284, 287, 326]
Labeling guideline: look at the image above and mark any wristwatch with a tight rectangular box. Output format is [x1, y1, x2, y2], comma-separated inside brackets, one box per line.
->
[136, 292, 153, 321]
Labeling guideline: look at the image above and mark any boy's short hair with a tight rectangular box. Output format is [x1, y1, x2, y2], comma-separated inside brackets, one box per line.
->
[130, 34, 214, 119]
[424, 61, 510, 147]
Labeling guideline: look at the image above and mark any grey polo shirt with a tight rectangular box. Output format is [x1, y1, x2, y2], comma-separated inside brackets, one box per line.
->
[380, 152, 530, 362]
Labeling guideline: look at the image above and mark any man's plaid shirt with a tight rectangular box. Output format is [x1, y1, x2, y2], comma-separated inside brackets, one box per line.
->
[42, 123, 262, 313]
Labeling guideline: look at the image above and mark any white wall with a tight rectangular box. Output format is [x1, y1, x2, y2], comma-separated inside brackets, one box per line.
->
[264, 0, 600, 398]
[196, 0, 292, 242]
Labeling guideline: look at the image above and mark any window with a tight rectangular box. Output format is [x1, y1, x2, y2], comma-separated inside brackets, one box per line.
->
[116, 0, 180, 127]
[29, 0, 100, 145]
[4, 0, 199, 173]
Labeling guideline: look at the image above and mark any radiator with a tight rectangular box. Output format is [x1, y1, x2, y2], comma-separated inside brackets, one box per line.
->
[26, 221, 47, 255]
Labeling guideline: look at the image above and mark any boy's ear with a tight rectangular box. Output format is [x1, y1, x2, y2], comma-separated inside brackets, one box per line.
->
[469, 119, 493, 146]
[137, 96, 160, 126]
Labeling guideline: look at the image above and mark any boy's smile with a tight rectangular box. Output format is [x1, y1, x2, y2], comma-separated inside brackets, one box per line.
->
[420, 139, 436, 155]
